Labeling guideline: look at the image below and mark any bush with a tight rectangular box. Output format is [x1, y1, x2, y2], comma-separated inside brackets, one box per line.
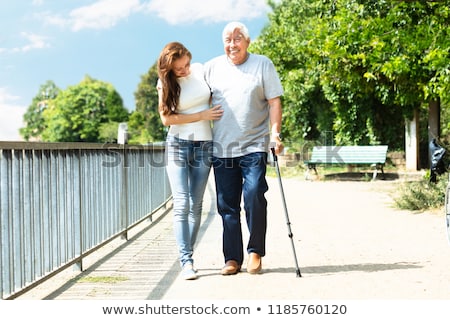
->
[393, 174, 448, 211]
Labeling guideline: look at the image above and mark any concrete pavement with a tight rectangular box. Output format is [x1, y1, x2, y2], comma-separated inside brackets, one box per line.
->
[17, 173, 450, 300]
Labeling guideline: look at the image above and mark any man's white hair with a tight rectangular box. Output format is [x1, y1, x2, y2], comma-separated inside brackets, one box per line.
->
[222, 21, 250, 41]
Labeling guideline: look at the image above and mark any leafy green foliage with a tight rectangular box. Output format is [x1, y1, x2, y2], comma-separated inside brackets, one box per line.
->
[99, 122, 121, 143]
[130, 63, 166, 143]
[252, 0, 335, 142]
[20, 80, 60, 141]
[251, 0, 450, 149]
[40, 76, 129, 142]
[394, 174, 447, 211]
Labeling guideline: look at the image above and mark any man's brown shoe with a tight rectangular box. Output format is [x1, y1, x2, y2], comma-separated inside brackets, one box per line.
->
[221, 260, 241, 275]
[247, 252, 262, 274]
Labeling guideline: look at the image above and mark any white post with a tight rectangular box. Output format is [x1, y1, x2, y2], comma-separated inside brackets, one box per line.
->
[118, 123, 128, 144]
[405, 109, 419, 171]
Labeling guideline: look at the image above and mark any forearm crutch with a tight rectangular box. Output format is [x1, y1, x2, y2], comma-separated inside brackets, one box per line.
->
[271, 147, 302, 277]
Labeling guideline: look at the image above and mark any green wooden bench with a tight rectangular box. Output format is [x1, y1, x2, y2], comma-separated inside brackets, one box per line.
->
[304, 145, 388, 180]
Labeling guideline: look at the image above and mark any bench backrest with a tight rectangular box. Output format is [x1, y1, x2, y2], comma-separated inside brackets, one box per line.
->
[307, 145, 388, 164]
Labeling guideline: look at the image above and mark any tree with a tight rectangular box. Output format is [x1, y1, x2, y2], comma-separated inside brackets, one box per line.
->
[251, 0, 335, 143]
[41, 75, 129, 142]
[130, 63, 166, 144]
[318, 0, 407, 147]
[20, 80, 60, 141]
[321, 0, 449, 154]
[252, 0, 449, 153]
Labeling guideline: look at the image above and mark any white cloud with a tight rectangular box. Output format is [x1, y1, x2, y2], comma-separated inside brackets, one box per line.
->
[0, 88, 21, 105]
[41, 0, 271, 31]
[69, 0, 142, 31]
[145, 0, 271, 25]
[0, 88, 25, 141]
[0, 32, 50, 54]
[38, 0, 142, 31]
[16, 32, 50, 52]
[38, 12, 68, 29]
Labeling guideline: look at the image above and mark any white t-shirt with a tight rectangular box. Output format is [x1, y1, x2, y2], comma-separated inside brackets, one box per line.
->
[157, 63, 212, 141]
[204, 54, 283, 157]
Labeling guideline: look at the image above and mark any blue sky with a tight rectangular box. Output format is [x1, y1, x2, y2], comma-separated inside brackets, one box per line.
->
[0, 0, 275, 141]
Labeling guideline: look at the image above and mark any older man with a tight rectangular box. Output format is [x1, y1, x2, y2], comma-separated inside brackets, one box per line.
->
[204, 21, 284, 275]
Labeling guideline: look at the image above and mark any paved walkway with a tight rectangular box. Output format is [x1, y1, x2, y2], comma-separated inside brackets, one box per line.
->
[17, 173, 450, 300]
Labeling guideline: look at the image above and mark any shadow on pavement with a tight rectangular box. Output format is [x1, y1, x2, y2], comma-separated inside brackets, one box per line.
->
[289, 261, 422, 275]
[323, 172, 401, 181]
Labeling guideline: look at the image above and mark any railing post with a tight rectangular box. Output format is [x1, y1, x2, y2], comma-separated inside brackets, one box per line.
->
[1, 150, 12, 299]
[74, 149, 83, 272]
[121, 146, 129, 240]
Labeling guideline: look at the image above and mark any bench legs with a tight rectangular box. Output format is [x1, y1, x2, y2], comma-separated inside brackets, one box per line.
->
[305, 164, 318, 180]
[306, 163, 385, 180]
[371, 164, 385, 180]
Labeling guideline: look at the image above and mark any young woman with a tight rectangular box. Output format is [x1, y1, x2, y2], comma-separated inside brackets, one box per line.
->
[157, 42, 223, 280]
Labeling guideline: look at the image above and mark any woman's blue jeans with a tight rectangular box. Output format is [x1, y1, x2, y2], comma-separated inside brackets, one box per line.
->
[212, 152, 268, 265]
[166, 136, 213, 267]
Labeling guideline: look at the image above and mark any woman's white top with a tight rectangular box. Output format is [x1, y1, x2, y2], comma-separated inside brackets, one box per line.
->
[157, 63, 212, 141]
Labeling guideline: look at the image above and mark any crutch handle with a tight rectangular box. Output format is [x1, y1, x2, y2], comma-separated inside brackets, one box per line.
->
[270, 147, 277, 161]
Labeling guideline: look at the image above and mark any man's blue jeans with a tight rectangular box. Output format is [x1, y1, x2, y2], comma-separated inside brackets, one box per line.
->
[166, 136, 212, 267]
[212, 152, 268, 265]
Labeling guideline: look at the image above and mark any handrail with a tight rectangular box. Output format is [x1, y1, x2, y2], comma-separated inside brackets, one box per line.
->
[0, 141, 171, 299]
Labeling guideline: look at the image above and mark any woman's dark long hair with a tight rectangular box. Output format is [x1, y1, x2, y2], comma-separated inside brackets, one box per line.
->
[157, 42, 192, 115]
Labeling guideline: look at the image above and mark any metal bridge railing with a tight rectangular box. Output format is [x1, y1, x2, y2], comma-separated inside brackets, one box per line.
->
[0, 142, 171, 299]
